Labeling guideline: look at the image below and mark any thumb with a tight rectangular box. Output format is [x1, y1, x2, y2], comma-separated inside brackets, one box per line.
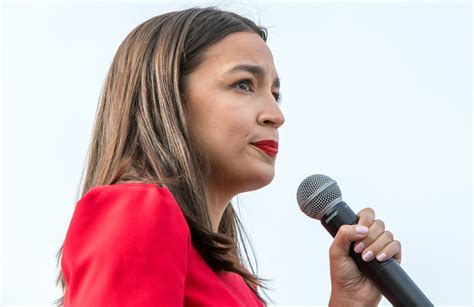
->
[330, 224, 369, 258]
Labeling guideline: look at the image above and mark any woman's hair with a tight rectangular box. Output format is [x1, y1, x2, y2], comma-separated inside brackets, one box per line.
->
[54, 6, 274, 306]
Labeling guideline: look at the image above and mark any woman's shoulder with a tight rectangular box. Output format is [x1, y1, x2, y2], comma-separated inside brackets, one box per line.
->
[61, 181, 192, 304]
[68, 181, 191, 242]
[80, 181, 173, 205]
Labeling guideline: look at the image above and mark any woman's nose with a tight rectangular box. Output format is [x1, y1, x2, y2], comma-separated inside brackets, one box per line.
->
[257, 98, 285, 129]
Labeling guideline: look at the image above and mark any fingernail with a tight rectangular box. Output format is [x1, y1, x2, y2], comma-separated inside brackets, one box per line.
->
[376, 253, 387, 262]
[356, 225, 369, 234]
[354, 242, 364, 253]
[362, 250, 373, 261]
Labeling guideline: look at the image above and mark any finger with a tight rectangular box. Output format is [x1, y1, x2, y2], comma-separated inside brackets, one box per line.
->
[357, 207, 375, 228]
[359, 230, 394, 262]
[373, 240, 402, 264]
[353, 208, 376, 249]
[330, 224, 369, 259]
[353, 219, 385, 254]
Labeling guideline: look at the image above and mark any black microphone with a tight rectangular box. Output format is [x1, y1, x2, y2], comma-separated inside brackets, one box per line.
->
[296, 174, 433, 306]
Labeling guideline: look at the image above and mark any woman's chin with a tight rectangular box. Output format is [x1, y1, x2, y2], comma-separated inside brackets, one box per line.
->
[241, 169, 275, 192]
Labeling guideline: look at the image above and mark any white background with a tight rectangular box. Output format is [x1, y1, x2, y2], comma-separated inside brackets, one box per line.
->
[1, 0, 472, 306]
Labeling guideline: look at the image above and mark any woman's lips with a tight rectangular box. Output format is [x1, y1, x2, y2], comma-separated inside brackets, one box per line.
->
[251, 140, 278, 157]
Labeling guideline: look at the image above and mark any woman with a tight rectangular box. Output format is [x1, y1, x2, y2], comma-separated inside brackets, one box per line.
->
[56, 7, 401, 306]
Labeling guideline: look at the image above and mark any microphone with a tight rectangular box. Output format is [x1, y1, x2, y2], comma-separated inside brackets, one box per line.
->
[296, 174, 433, 306]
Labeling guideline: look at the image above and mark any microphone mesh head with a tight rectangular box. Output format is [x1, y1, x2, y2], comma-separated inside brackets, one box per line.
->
[296, 174, 342, 220]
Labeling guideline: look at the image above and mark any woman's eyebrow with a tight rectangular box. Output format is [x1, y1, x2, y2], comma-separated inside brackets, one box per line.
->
[225, 64, 280, 89]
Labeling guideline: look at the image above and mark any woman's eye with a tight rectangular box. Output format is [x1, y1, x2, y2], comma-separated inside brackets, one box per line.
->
[273, 92, 282, 104]
[233, 80, 283, 104]
[234, 79, 252, 91]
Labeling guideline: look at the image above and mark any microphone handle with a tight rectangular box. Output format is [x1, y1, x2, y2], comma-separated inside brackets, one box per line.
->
[321, 201, 433, 306]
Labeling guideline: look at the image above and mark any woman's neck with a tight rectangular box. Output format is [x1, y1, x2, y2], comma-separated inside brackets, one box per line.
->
[206, 184, 234, 233]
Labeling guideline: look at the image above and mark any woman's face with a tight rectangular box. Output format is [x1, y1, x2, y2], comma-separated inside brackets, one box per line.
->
[183, 31, 285, 195]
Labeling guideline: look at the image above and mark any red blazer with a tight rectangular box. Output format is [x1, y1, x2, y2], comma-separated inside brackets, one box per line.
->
[61, 183, 264, 306]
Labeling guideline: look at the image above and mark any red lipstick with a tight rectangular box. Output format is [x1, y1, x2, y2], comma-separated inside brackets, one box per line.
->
[252, 140, 279, 157]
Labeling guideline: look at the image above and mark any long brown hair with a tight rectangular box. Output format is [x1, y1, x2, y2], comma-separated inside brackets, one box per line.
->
[54, 6, 275, 306]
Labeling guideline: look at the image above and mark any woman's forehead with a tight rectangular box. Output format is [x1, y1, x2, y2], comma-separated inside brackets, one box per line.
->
[198, 33, 278, 78]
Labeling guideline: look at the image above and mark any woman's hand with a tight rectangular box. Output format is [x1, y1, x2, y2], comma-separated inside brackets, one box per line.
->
[328, 207, 402, 307]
